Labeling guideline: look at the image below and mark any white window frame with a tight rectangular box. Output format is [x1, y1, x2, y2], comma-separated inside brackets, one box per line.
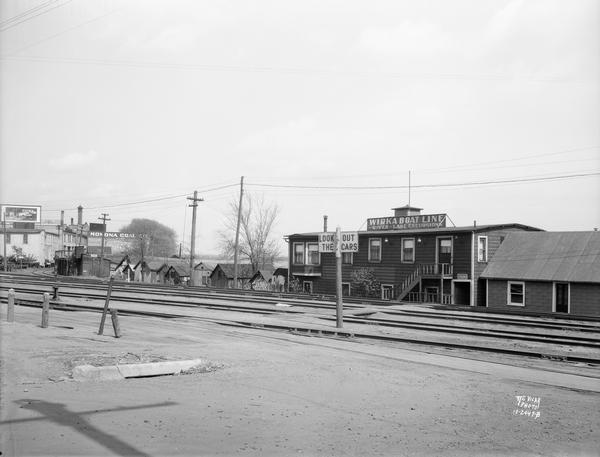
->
[293, 242, 305, 265]
[342, 252, 353, 265]
[368, 238, 382, 263]
[552, 282, 570, 313]
[303, 281, 313, 293]
[306, 242, 320, 265]
[401, 237, 415, 264]
[342, 282, 351, 297]
[477, 236, 488, 262]
[381, 284, 394, 300]
[507, 281, 525, 306]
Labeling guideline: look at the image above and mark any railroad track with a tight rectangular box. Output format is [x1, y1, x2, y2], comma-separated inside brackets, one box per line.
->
[3, 274, 599, 335]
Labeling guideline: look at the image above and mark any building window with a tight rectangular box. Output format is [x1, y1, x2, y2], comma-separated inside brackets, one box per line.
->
[477, 236, 488, 262]
[23, 233, 28, 244]
[342, 252, 353, 265]
[293, 242, 304, 265]
[368, 238, 381, 262]
[507, 281, 525, 306]
[342, 282, 351, 296]
[401, 238, 415, 263]
[6, 233, 10, 243]
[306, 243, 320, 265]
[381, 284, 394, 300]
[303, 281, 313, 293]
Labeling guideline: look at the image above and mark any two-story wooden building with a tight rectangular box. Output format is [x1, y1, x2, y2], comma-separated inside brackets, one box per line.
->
[287, 206, 542, 306]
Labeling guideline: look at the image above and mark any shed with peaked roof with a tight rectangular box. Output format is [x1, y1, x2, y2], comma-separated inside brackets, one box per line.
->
[210, 263, 255, 289]
[481, 231, 600, 316]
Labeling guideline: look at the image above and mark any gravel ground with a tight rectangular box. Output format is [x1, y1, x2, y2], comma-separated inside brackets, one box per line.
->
[1, 302, 599, 456]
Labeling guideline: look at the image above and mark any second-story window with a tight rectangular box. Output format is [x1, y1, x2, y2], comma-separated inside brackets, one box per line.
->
[342, 252, 353, 264]
[306, 243, 320, 265]
[401, 238, 415, 263]
[478, 236, 488, 262]
[293, 242, 304, 264]
[368, 238, 381, 262]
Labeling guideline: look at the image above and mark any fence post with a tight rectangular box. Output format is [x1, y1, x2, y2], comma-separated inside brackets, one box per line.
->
[7, 288, 15, 322]
[41, 292, 50, 328]
[98, 277, 114, 335]
[110, 309, 121, 338]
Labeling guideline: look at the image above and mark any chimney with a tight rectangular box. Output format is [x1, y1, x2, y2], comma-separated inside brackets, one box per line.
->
[323, 215, 328, 232]
[60, 210, 65, 227]
[473, 220, 477, 227]
[70, 217, 74, 225]
[77, 205, 83, 225]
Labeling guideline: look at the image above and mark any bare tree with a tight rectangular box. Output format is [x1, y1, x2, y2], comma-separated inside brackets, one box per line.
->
[218, 194, 280, 272]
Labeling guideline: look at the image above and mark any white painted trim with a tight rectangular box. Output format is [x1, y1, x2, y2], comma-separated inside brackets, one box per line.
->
[477, 235, 488, 262]
[292, 242, 304, 265]
[381, 283, 394, 300]
[435, 235, 453, 265]
[342, 252, 354, 265]
[306, 242, 320, 266]
[451, 279, 471, 306]
[552, 282, 570, 313]
[401, 237, 415, 263]
[368, 237, 382, 263]
[302, 280, 313, 293]
[342, 282, 351, 296]
[470, 232, 475, 307]
[507, 281, 525, 306]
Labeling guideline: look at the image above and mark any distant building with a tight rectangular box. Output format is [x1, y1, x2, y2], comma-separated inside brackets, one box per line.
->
[210, 263, 254, 289]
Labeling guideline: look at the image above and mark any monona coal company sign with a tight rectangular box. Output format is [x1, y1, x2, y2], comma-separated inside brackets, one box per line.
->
[367, 214, 447, 231]
[88, 231, 138, 239]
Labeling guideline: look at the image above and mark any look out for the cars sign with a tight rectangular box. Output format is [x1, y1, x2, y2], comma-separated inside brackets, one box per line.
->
[318, 232, 359, 253]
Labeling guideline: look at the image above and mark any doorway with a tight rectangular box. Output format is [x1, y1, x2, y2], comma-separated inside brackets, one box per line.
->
[554, 283, 569, 313]
[453, 281, 471, 306]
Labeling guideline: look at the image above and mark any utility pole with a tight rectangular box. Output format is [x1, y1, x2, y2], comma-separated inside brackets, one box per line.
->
[2, 217, 7, 272]
[233, 176, 244, 289]
[187, 191, 203, 286]
[335, 226, 343, 328]
[98, 213, 110, 278]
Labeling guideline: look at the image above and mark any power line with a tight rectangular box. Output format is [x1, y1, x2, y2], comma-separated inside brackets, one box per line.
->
[0, 0, 59, 27]
[0, 0, 73, 32]
[44, 183, 238, 211]
[5, 6, 120, 56]
[247, 171, 600, 191]
[0, 54, 581, 84]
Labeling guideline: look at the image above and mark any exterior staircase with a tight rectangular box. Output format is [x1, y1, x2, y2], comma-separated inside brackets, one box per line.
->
[396, 263, 453, 302]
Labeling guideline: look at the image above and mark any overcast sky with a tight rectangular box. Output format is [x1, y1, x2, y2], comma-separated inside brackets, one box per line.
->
[1, 0, 599, 255]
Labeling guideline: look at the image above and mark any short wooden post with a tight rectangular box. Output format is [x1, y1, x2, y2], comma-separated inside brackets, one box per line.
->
[52, 284, 60, 300]
[41, 292, 50, 328]
[7, 288, 15, 322]
[110, 309, 121, 338]
[98, 277, 114, 335]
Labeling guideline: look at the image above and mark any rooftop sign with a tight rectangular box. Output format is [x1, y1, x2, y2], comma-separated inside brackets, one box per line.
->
[1, 205, 41, 223]
[88, 231, 137, 239]
[367, 213, 447, 231]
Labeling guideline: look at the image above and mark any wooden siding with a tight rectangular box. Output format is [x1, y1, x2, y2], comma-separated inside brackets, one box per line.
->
[487, 279, 600, 316]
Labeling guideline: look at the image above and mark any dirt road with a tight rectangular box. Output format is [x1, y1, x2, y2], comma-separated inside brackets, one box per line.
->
[1, 303, 598, 456]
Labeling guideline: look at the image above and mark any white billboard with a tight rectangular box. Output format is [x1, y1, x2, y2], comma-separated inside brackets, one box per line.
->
[1, 205, 42, 223]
